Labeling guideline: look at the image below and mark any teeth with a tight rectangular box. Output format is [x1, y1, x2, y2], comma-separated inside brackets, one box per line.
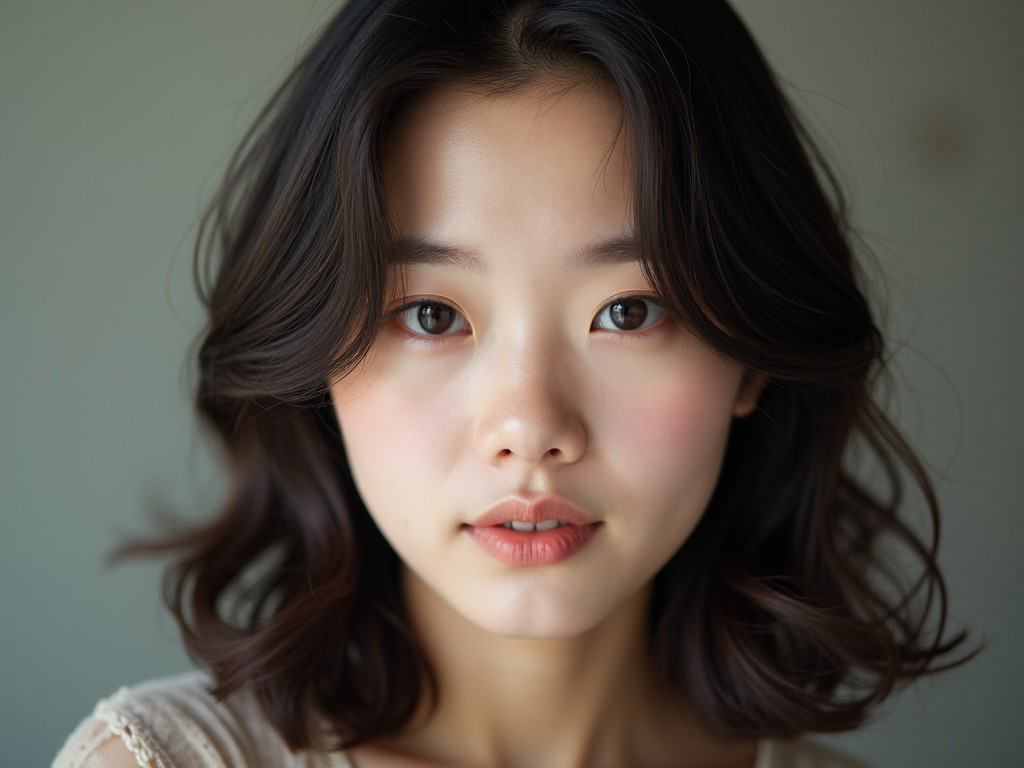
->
[502, 520, 566, 531]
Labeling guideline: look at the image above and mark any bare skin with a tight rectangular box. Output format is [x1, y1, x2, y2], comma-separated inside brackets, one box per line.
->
[349, 572, 758, 768]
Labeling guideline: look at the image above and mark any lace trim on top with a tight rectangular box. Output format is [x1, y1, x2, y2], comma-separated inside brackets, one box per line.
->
[95, 695, 171, 768]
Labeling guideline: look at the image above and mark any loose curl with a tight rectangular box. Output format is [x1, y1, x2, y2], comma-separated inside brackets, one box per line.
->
[133, 0, 971, 751]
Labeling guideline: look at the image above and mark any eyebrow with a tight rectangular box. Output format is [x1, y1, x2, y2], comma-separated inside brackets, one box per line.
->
[392, 233, 640, 271]
[569, 234, 640, 268]
[392, 237, 483, 271]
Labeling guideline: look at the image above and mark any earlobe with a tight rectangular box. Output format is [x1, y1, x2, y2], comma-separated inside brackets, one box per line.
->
[733, 372, 768, 418]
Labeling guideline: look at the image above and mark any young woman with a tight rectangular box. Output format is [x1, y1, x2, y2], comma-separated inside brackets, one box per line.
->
[55, 1, 970, 766]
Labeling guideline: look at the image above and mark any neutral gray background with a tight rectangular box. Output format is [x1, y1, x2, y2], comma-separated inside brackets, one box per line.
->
[2, 2, 1021, 765]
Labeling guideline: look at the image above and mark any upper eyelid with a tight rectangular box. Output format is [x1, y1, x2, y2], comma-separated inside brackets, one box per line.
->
[385, 296, 462, 318]
[596, 292, 666, 312]
[387, 292, 662, 306]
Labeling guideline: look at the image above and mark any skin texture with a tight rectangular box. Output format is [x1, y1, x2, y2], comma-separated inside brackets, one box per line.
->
[332, 82, 762, 768]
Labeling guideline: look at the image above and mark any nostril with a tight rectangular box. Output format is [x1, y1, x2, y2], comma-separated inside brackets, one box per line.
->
[479, 414, 587, 466]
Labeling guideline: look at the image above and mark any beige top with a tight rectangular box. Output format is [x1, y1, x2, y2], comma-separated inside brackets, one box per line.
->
[53, 673, 868, 768]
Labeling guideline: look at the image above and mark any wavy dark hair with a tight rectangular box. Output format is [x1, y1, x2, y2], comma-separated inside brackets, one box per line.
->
[140, 0, 971, 752]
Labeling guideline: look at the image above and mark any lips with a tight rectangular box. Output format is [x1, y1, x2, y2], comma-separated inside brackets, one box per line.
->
[468, 495, 594, 527]
[463, 496, 602, 565]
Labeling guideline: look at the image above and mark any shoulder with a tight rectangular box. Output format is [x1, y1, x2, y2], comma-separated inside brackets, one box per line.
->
[52, 672, 351, 768]
[758, 738, 870, 768]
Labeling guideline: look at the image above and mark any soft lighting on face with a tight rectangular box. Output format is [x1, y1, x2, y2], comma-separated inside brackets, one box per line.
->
[331, 83, 759, 638]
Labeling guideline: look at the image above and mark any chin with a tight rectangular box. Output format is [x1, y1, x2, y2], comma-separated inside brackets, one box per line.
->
[405, 565, 650, 642]
[457, 583, 642, 640]
[471, 610, 604, 640]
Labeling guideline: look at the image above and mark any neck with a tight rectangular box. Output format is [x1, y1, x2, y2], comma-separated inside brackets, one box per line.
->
[365, 569, 755, 768]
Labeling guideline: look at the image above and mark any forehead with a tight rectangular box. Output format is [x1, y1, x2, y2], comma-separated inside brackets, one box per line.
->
[381, 81, 634, 250]
[386, 79, 626, 155]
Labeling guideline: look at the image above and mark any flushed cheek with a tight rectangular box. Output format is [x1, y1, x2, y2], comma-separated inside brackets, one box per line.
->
[599, 371, 739, 500]
[592, 377, 738, 581]
[332, 372, 461, 531]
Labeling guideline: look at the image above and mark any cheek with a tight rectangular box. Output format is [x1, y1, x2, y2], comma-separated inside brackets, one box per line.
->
[331, 371, 452, 529]
[600, 364, 740, 494]
[329, 358, 466, 536]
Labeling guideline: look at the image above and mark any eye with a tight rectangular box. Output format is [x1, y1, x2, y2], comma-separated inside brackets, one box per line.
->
[591, 296, 666, 332]
[397, 300, 470, 337]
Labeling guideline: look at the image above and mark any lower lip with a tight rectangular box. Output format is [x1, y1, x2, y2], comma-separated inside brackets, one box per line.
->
[463, 523, 601, 566]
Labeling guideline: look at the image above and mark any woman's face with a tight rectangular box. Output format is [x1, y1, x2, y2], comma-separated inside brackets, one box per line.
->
[331, 82, 760, 638]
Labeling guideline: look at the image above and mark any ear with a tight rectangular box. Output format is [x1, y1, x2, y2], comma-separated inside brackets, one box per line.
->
[733, 371, 767, 418]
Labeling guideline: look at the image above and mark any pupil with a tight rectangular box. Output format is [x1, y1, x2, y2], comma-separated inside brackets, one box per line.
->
[610, 299, 647, 330]
[418, 302, 454, 334]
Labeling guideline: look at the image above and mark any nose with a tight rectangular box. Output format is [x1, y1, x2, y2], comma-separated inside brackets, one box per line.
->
[472, 340, 587, 468]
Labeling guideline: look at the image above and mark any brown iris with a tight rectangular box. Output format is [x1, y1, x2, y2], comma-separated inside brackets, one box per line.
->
[608, 298, 648, 330]
[417, 301, 457, 334]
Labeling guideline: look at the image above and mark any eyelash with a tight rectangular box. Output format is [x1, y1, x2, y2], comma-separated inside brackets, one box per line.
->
[590, 294, 668, 336]
[388, 297, 471, 346]
[387, 294, 669, 343]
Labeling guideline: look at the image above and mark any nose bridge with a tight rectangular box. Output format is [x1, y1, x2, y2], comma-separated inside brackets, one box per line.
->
[473, 327, 586, 467]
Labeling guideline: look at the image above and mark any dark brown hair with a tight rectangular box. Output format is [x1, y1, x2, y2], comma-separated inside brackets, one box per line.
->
[143, 0, 971, 751]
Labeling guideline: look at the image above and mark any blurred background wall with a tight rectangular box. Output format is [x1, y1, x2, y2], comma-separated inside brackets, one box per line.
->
[2, 1, 1021, 765]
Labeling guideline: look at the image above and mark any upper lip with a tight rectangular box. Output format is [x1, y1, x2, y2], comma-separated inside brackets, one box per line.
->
[468, 495, 594, 528]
